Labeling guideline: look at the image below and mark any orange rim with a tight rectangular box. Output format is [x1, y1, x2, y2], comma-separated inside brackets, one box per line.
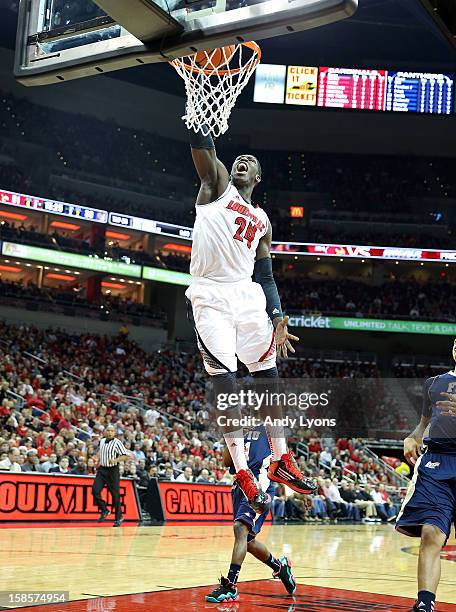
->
[172, 41, 261, 76]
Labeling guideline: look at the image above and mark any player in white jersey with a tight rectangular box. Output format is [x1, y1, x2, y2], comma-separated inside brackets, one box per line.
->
[186, 126, 317, 512]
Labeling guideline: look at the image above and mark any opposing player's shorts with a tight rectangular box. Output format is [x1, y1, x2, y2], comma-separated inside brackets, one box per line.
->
[395, 451, 456, 541]
[232, 482, 275, 542]
[185, 278, 276, 375]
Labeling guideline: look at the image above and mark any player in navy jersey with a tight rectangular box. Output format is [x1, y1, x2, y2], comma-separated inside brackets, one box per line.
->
[205, 426, 297, 603]
[396, 339, 456, 612]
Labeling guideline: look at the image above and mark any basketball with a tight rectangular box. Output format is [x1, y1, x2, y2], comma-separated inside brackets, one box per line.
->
[195, 45, 236, 69]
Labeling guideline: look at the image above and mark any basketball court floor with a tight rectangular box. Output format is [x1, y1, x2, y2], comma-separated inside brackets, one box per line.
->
[1, 524, 456, 611]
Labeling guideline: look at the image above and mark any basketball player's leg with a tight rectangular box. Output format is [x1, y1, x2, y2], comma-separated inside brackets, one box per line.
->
[236, 286, 316, 495]
[186, 284, 268, 511]
[186, 284, 241, 462]
[247, 539, 296, 595]
[205, 485, 294, 602]
[417, 525, 446, 607]
[235, 282, 285, 458]
[395, 453, 455, 612]
[245, 483, 296, 595]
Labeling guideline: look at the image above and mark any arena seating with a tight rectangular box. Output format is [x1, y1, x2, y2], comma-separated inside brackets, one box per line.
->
[1, 91, 453, 248]
[0, 278, 167, 327]
[0, 321, 408, 521]
[1, 264, 454, 325]
[280, 278, 456, 322]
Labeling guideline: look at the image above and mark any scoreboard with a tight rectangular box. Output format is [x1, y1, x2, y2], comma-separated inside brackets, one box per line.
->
[317, 67, 386, 110]
[253, 64, 454, 115]
[386, 72, 453, 114]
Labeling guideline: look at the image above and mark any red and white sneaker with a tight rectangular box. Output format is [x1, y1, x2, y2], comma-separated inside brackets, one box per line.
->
[234, 469, 271, 514]
[268, 452, 317, 495]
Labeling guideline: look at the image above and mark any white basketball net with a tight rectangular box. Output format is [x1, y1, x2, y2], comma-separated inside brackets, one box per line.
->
[170, 42, 261, 138]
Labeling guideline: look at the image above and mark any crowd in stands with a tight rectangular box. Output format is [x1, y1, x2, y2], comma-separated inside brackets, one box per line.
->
[279, 278, 456, 322]
[0, 161, 30, 194]
[1, 91, 454, 248]
[300, 153, 449, 208]
[0, 220, 194, 274]
[0, 220, 92, 253]
[0, 221, 153, 265]
[2, 91, 451, 202]
[1, 212, 454, 324]
[45, 183, 193, 227]
[0, 278, 166, 326]
[0, 321, 410, 521]
[286, 227, 453, 249]
[392, 362, 448, 379]
[1, 267, 454, 327]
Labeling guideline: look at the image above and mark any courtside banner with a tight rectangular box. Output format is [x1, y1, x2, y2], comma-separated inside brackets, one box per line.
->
[0, 472, 141, 523]
[159, 482, 273, 523]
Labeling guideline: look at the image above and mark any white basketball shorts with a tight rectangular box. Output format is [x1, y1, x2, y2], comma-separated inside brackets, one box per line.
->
[185, 278, 276, 375]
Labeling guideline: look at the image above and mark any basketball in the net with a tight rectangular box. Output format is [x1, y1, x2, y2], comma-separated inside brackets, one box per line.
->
[195, 46, 236, 69]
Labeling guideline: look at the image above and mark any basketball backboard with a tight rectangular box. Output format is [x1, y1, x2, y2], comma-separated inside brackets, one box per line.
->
[14, 0, 357, 86]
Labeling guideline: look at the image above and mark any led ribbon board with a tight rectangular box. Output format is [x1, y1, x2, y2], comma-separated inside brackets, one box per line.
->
[0, 189, 108, 223]
[142, 266, 191, 286]
[287, 315, 456, 335]
[2, 242, 141, 277]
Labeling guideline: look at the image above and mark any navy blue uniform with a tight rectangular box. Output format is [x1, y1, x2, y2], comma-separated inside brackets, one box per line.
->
[396, 372, 456, 540]
[231, 426, 274, 542]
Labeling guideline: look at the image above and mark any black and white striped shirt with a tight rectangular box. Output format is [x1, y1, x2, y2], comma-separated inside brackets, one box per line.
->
[98, 437, 129, 467]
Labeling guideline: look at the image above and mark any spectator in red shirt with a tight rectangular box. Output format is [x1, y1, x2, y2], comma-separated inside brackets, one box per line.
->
[27, 394, 45, 411]
[308, 437, 322, 453]
[37, 439, 53, 458]
[16, 416, 28, 437]
[57, 411, 72, 431]
[337, 438, 350, 452]
[0, 399, 11, 417]
[351, 449, 363, 463]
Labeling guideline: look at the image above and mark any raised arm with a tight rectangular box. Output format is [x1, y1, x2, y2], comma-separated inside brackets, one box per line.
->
[189, 129, 230, 205]
[254, 224, 299, 358]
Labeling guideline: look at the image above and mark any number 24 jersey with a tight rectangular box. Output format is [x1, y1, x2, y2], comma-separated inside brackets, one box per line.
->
[190, 183, 270, 283]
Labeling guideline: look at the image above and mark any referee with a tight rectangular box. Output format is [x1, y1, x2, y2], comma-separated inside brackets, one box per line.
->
[92, 424, 130, 526]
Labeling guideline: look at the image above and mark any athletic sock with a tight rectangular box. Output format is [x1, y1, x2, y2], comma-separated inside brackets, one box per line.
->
[264, 553, 281, 572]
[417, 591, 436, 612]
[227, 563, 241, 586]
[265, 423, 287, 462]
[223, 430, 248, 472]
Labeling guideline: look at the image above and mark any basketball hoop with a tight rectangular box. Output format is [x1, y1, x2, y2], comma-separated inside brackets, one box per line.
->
[170, 41, 261, 138]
